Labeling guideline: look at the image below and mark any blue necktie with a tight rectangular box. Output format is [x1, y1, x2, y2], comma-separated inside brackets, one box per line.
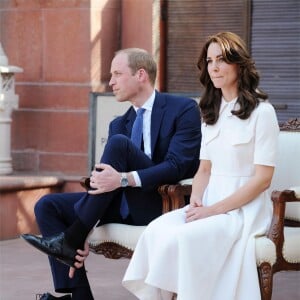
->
[131, 108, 146, 147]
[120, 108, 146, 219]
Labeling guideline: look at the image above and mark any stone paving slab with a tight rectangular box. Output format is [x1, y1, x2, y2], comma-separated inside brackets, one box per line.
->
[0, 238, 299, 299]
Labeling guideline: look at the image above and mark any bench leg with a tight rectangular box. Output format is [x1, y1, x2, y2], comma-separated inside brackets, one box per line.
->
[257, 262, 273, 300]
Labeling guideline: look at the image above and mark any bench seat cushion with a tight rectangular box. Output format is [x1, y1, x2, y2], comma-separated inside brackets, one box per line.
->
[88, 223, 146, 251]
[88, 188, 299, 264]
[255, 236, 276, 266]
[88, 223, 299, 266]
[285, 186, 300, 222]
[283, 227, 300, 263]
[255, 227, 300, 266]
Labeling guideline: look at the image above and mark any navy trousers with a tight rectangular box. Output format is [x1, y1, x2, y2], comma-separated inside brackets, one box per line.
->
[34, 135, 154, 292]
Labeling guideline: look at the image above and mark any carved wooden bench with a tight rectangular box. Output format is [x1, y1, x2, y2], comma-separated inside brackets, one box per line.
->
[160, 119, 300, 300]
[87, 108, 300, 300]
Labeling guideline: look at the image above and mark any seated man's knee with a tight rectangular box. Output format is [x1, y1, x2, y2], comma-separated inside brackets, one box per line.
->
[107, 134, 129, 148]
[34, 194, 56, 220]
[104, 134, 130, 154]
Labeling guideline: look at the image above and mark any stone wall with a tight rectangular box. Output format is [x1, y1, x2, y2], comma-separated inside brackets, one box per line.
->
[0, 0, 153, 177]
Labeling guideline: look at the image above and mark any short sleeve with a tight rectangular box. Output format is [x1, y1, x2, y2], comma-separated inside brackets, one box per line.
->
[254, 103, 279, 166]
[200, 123, 209, 160]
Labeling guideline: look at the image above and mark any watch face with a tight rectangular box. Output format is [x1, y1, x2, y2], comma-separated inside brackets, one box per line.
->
[121, 176, 128, 187]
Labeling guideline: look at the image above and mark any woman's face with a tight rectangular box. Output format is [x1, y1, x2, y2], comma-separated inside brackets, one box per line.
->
[207, 42, 239, 100]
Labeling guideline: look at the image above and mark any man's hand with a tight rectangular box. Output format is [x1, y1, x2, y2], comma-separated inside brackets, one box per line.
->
[88, 163, 121, 195]
[69, 241, 90, 278]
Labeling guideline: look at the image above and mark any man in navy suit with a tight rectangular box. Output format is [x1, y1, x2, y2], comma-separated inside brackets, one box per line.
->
[21, 48, 201, 300]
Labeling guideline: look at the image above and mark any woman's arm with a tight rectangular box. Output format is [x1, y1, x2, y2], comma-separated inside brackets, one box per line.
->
[186, 164, 274, 222]
[212, 164, 274, 214]
[189, 159, 211, 207]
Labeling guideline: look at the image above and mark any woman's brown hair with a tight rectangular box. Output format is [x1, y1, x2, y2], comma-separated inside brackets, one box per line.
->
[197, 32, 268, 125]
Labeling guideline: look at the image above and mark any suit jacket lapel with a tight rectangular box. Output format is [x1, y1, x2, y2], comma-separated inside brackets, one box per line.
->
[151, 92, 166, 155]
[125, 107, 136, 137]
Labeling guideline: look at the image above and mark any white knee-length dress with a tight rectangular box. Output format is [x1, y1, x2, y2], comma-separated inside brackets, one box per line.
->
[123, 99, 279, 300]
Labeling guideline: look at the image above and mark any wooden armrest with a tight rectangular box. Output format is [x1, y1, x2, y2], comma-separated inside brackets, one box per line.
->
[268, 189, 300, 266]
[81, 179, 187, 213]
[158, 184, 172, 213]
[80, 181, 185, 214]
[166, 183, 192, 210]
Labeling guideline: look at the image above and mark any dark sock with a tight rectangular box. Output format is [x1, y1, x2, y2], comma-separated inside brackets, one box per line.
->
[71, 287, 94, 300]
[64, 218, 89, 250]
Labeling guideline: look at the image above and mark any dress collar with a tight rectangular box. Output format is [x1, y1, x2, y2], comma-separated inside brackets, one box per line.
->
[220, 96, 238, 116]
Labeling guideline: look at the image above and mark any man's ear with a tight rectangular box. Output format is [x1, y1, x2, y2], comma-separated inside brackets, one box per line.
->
[136, 68, 148, 82]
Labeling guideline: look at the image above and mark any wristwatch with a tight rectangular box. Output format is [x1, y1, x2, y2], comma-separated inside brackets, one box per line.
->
[120, 173, 129, 187]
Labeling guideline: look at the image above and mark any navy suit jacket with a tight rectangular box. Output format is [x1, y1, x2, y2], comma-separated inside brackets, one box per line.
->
[107, 91, 202, 224]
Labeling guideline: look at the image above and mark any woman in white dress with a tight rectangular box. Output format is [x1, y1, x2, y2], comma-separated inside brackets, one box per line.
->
[122, 32, 279, 300]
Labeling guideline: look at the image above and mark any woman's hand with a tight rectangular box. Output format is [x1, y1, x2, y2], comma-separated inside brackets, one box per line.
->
[185, 204, 214, 223]
[189, 194, 202, 208]
[69, 241, 90, 278]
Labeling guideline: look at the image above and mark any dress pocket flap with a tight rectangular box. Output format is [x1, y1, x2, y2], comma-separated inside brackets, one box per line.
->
[230, 129, 253, 145]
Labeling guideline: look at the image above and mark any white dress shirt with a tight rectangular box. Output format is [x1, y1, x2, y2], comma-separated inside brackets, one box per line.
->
[132, 90, 155, 186]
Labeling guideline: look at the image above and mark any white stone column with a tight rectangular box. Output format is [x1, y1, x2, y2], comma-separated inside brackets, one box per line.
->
[0, 43, 23, 174]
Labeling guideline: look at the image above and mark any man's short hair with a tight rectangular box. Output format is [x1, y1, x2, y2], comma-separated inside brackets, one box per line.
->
[116, 48, 157, 86]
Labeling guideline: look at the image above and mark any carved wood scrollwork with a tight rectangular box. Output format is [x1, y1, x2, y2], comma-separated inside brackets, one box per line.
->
[279, 118, 300, 131]
[269, 227, 281, 243]
[268, 223, 280, 244]
[89, 242, 133, 259]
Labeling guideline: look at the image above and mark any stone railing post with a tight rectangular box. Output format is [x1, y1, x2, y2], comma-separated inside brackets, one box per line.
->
[0, 43, 23, 174]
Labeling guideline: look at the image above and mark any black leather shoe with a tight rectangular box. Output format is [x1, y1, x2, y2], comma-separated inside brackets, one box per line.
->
[21, 232, 76, 267]
[39, 292, 71, 299]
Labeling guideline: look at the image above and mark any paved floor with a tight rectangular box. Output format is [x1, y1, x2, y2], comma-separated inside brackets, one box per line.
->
[0, 238, 299, 300]
[0, 238, 135, 300]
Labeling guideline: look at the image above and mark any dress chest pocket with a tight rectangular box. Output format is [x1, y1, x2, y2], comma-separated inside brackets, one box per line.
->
[230, 128, 253, 146]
